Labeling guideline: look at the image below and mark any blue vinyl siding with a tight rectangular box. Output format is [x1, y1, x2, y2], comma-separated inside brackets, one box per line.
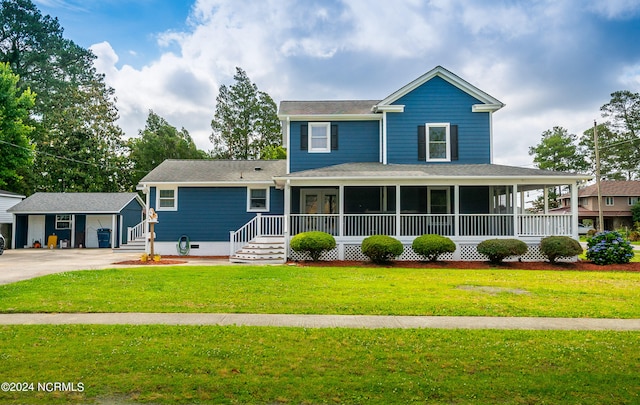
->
[150, 186, 284, 242]
[387, 76, 491, 164]
[120, 199, 144, 244]
[289, 120, 380, 172]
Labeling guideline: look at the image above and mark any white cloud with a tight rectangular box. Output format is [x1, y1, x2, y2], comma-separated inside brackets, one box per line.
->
[88, 0, 640, 164]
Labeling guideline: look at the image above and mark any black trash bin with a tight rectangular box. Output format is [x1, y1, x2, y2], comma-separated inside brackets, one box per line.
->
[97, 228, 111, 248]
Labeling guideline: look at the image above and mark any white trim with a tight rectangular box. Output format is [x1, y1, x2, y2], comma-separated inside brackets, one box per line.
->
[376, 66, 505, 110]
[472, 104, 504, 113]
[278, 114, 381, 121]
[425, 123, 451, 162]
[489, 112, 494, 163]
[55, 214, 71, 230]
[247, 187, 270, 212]
[286, 117, 291, 174]
[308, 122, 331, 153]
[373, 105, 405, 113]
[382, 111, 388, 165]
[156, 187, 178, 211]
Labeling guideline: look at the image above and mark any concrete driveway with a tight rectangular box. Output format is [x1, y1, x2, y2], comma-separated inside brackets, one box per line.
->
[0, 249, 141, 285]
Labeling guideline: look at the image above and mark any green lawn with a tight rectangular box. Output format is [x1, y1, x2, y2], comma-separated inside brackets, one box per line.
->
[0, 325, 638, 404]
[1, 265, 639, 318]
[1, 265, 640, 404]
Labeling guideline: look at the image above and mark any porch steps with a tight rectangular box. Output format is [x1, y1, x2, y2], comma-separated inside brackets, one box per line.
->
[113, 237, 146, 253]
[230, 237, 286, 264]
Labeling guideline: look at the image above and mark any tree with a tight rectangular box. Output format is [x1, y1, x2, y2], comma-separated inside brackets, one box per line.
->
[0, 0, 128, 192]
[528, 126, 588, 173]
[579, 123, 636, 180]
[0, 62, 35, 192]
[210, 67, 281, 159]
[128, 111, 208, 185]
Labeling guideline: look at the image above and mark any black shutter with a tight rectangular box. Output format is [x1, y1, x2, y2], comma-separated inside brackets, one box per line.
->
[300, 124, 308, 150]
[417, 125, 426, 161]
[331, 124, 338, 150]
[450, 124, 458, 161]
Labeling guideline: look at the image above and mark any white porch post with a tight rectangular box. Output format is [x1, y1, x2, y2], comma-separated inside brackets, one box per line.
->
[571, 181, 579, 240]
[395, 185, 401, 237]
[11, 215, 16, 249]
[454, 184, 460, 237]
[543, 187, 549, 214]
[70, 214, 76, 248]
[284, 181, 291, 260]
[512, 184, 518, 236]
[111, 214, 117, 248]
[382, 112, 388, 165]
[338, 184, 344, 260]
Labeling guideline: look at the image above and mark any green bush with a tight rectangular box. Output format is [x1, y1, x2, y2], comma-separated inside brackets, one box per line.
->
[539, 236, 583, 264]
[361, 235, 404, 264]
[476, 238, 528, 265]
[412, 234, 456, 262]
[290, 231, 336, 261]
[586, 231, 634, 265]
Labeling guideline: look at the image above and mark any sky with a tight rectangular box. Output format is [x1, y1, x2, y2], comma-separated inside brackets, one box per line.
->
[33, 0, 640, 168]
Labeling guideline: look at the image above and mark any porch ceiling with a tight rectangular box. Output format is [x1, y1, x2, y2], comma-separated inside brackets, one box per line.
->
[275, 163, 591, 187]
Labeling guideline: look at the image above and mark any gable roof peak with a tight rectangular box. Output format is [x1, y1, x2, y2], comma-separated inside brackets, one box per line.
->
[375, 65, 505, 113]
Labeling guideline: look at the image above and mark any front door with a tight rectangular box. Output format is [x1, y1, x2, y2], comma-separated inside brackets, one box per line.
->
[301, 189, 338, 214]
[299, 189, 339, 235]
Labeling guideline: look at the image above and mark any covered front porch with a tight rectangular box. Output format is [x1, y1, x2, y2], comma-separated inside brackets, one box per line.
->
[271, 163, 590, 261]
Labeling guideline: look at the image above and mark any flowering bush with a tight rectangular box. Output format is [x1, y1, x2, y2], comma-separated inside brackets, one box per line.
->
[586, 231, 634, 265]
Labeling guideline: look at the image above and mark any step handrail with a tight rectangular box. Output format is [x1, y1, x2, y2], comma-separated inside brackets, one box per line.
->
[127, 220, 145, 242]
[229, 214, 284, 257]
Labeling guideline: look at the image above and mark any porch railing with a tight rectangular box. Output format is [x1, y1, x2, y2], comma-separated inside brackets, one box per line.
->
[229, 214, 284, 256]
[127, 220, 145, 242]
[289, 213, 574, 237]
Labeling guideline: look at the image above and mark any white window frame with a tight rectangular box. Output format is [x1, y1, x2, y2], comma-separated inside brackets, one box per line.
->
[55, 214, 71, 230]
[308, 122, 331, 153]
[629, 197, 639, 206]
[247, 187, 270, 212]
[605, 196, 614, 206]
[156, 187, 178, 211]
[425, 123, 450, 162]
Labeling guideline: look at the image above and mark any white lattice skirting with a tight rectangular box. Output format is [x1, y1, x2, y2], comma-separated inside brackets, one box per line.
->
[288, 240, 576, 262]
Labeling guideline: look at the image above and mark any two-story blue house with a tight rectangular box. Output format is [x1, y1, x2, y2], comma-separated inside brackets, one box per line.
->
[138, 66, 589, 262]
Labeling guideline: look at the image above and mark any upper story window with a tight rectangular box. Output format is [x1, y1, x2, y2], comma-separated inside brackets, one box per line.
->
[300, 123, 338, 153]
[309, 122, 331, 152]
[157, 188, 177, 211]
[418, 123, 458, 162]
[629, 197, 639, 206]
[247, 187, 269, 212]
[55, 214, 71, 230]
[605, 196, 614, 206]
[427, 123, 450, 161]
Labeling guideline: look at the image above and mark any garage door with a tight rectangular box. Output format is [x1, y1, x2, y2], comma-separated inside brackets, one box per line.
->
[85, 215, 113, 248]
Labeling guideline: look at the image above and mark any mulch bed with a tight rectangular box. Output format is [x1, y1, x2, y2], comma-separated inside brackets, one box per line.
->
[113, 256, 640, 271]
[292, 260, 640, 272]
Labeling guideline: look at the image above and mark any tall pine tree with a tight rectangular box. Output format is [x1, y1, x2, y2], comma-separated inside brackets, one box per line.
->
[210, 67, 281, 159]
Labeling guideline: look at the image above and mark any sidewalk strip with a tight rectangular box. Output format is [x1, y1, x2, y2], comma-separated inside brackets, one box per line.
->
[1, 313, 639, 330]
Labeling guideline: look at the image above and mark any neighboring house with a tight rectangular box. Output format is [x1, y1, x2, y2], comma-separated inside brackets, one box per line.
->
[138, 66, 590, 261]
[0, 190, 25, 248]
[556, 181, 640, 230]
[8, 193, 145, 249]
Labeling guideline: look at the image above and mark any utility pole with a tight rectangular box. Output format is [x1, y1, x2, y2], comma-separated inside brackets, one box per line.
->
[594, 120, 604, 232]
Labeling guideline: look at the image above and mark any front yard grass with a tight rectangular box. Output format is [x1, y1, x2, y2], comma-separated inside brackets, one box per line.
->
[0, 325, 638, 404]
[1, 265, 639, 318]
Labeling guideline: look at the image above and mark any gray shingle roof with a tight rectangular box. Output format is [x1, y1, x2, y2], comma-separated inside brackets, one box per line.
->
[279, 100, 380, 116]
[8, 193, 141, 214]
[278, 162, 590, 179]
[138, 159, 286, 184]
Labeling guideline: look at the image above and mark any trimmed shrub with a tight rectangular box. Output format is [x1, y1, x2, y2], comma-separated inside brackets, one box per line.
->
[412, 234, 456, 262]
[586, 231, 634, 265]
[290, 231, 336, 261]
[476, 238, 528, 265]
[540, 236, 583, 264]
[361, 235, 404, 264]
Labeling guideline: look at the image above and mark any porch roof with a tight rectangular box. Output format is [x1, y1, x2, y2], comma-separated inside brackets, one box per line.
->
[276, 162, 591, 184]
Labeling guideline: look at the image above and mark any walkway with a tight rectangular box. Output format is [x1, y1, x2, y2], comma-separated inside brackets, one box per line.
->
[1, 313, 639, 330]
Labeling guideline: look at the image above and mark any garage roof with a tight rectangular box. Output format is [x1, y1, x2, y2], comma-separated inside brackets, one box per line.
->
[8, 193, 143, 214]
